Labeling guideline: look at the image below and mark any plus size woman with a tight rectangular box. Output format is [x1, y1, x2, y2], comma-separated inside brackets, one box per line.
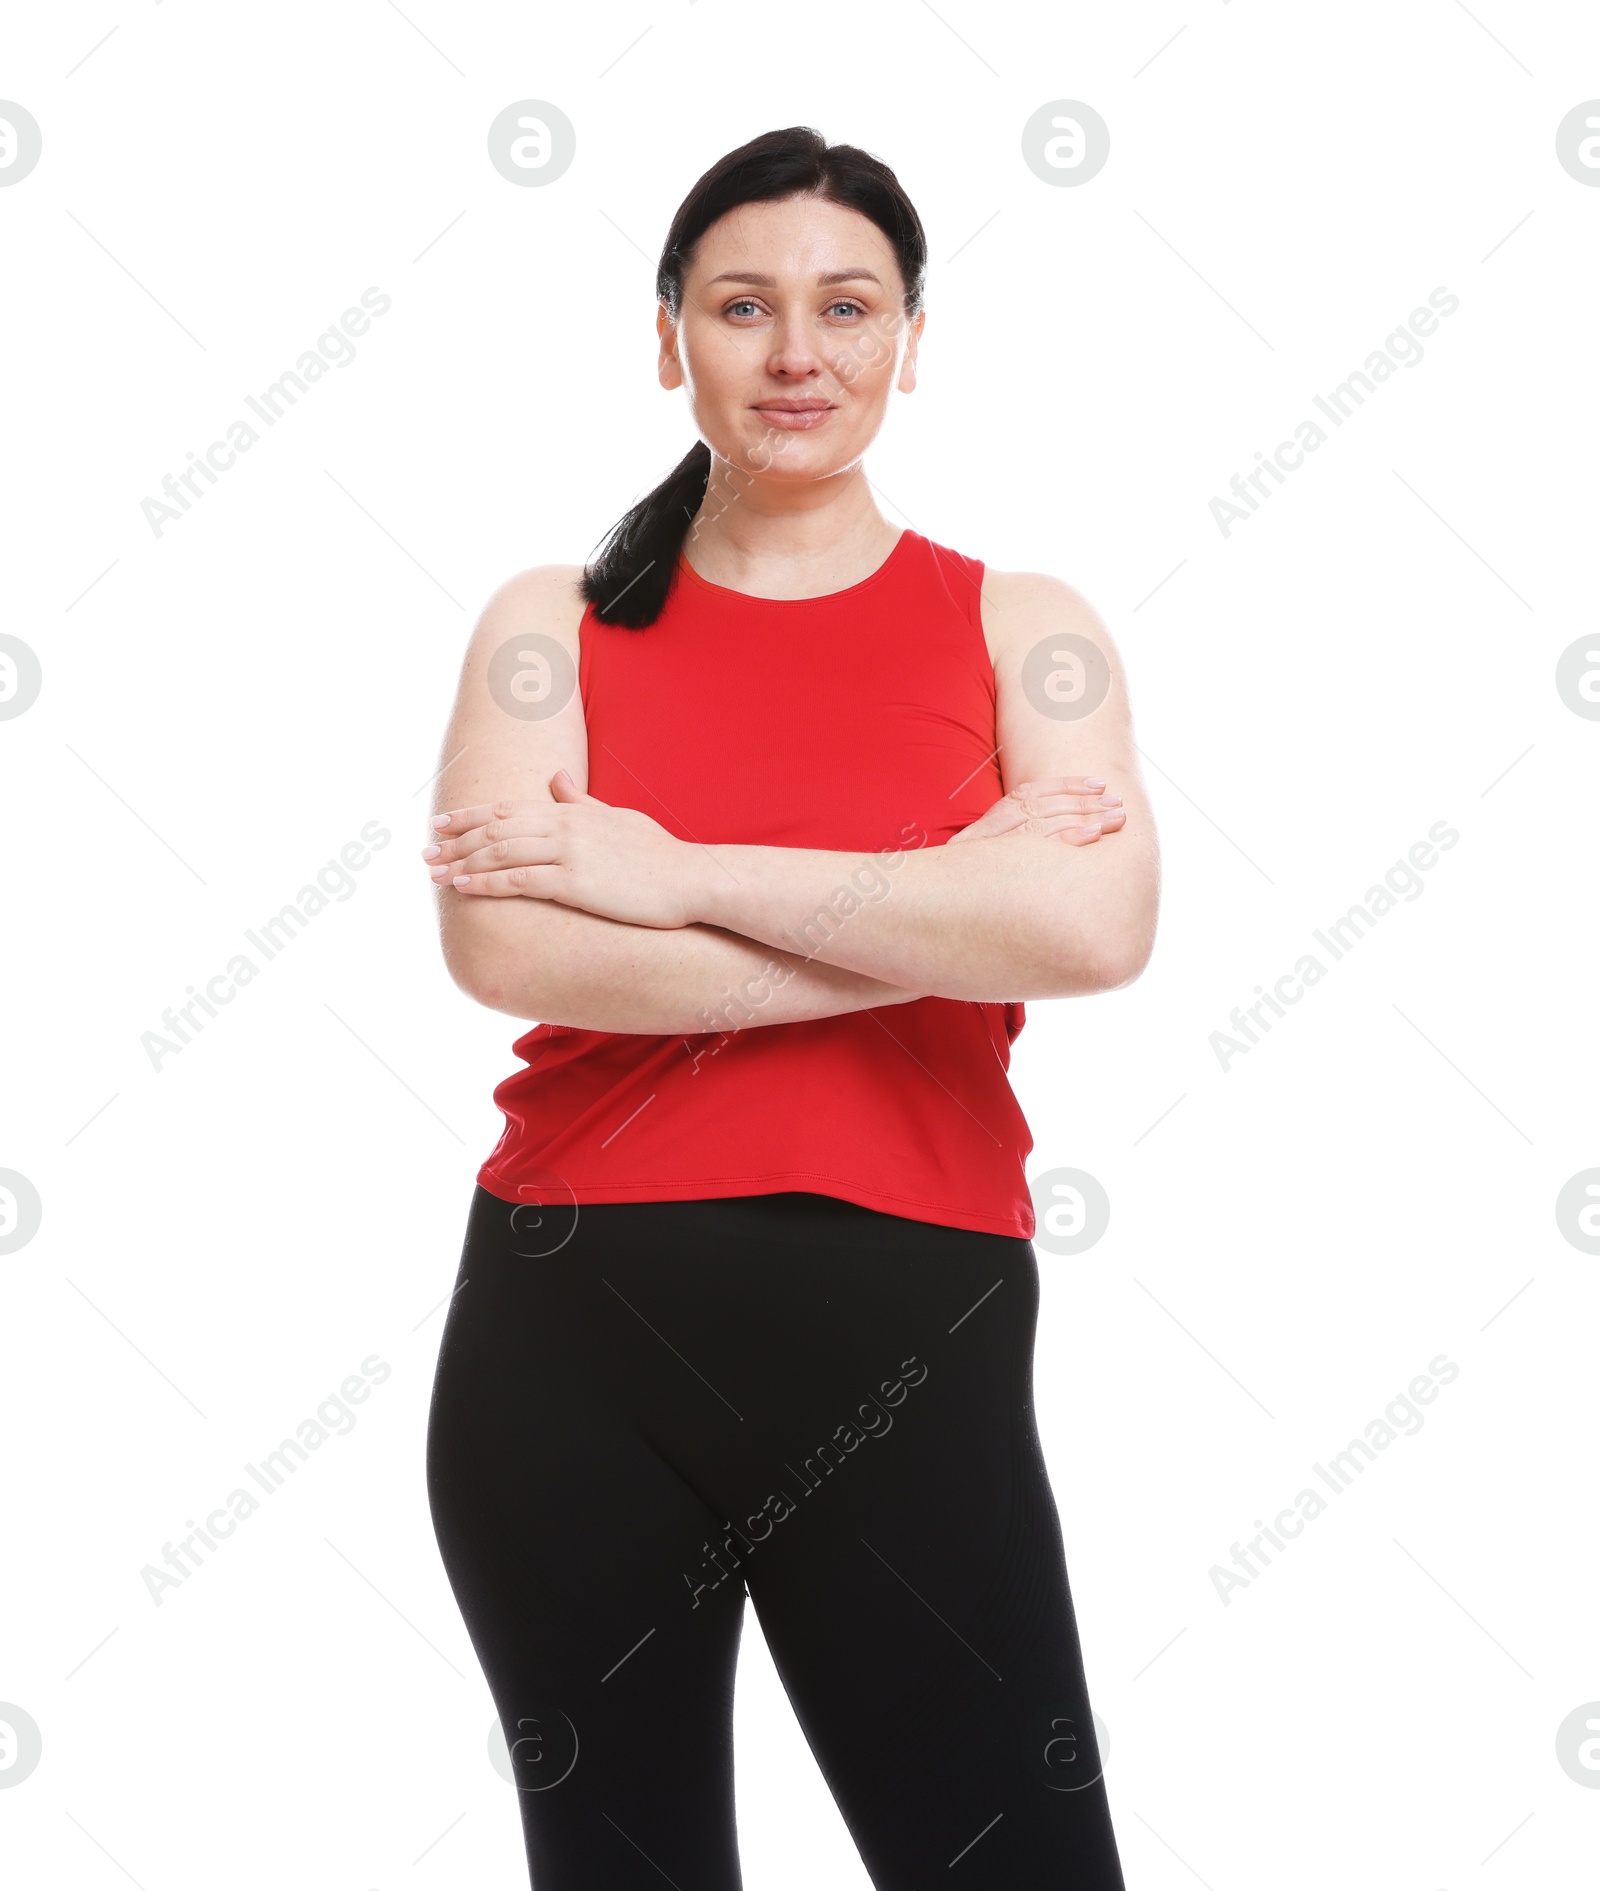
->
[422, 125, 1157, 1890]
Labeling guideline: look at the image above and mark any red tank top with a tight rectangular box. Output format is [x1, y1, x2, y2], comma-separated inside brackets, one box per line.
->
[476, 526, 1036, 1238]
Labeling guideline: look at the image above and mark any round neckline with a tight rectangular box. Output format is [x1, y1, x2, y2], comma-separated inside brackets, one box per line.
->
[674, 527, 913, 605]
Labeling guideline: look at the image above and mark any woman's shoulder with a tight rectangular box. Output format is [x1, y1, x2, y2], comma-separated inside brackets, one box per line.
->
[979, 565, 1101, 617]
[919, 533, 1101, 615]
[465, 563, 589, 656]
[484, 562, 588, 612]
[955, 558, 1111, 671]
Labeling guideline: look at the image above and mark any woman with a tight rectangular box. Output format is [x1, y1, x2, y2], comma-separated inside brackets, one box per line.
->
[422, 125, 1156, 1891]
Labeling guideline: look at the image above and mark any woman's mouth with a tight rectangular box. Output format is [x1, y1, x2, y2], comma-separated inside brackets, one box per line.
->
[752, 400, 836, 431]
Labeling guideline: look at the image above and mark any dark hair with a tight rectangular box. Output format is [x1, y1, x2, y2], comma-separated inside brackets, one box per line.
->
[579, 125, 927, 629]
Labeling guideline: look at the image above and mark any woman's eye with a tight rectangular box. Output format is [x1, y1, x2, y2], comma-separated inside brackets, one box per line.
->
[723, 298, 865, 320]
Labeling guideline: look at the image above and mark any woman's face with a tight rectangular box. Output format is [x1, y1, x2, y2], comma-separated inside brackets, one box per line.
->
[658, 192, 922, 482]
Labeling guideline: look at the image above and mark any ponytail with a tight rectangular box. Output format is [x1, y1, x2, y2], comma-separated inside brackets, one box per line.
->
[580, 441, 710, 629]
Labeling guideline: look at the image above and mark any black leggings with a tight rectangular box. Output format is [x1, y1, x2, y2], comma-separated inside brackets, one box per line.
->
[427, 1185, 1126, 1889]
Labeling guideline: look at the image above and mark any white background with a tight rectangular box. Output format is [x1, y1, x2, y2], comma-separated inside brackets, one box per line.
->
[3, 3, 1597, 1887]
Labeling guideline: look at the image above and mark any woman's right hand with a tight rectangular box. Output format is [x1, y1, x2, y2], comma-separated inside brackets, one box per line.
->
[948, 776, 1124, 846]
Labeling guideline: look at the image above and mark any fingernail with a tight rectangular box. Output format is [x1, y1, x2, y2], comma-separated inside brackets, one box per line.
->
[431, 814, 451, 829]
[421, 844, 441, 859]
[452, 875, 471, 888]
[1098, 794, 1121, 807]
[1083, 778, 1105, 788]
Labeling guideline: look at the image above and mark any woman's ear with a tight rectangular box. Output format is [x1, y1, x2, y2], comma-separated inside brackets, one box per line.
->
[898, 308, 926, 394]
[657, 301, 684, 392]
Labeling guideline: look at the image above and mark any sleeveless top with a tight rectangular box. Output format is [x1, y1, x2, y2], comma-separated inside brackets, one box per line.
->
[475, 526, 1036, 1239]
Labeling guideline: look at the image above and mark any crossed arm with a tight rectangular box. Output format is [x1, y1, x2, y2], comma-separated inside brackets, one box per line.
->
[427, 564, 1160, 1033]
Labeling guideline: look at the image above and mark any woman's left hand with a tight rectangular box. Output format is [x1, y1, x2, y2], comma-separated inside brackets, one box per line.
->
[424, 771, 702, 928]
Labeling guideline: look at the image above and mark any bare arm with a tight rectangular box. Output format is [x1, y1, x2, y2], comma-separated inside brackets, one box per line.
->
[687, 834, 1139, 1001]
[433, 565, 925, 1031]
[433, 567, 1155, 1014]
[456, 895, 931, 1033]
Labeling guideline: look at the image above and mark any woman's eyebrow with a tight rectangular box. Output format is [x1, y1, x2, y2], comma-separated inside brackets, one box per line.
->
[703, 269, 884, 288]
